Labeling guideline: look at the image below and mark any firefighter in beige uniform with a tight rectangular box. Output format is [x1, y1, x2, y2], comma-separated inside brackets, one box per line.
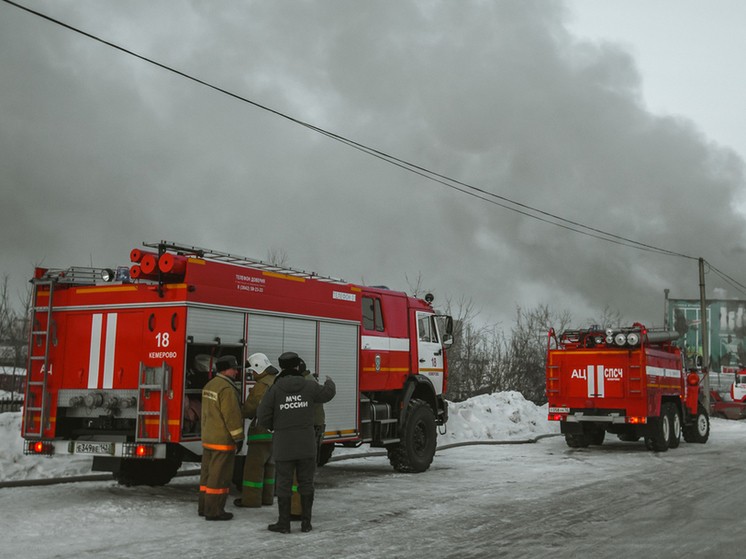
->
[198, 355, 244, 521]
[234, 353, 278, 508]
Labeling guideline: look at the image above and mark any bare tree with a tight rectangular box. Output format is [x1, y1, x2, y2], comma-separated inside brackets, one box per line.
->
[442, 296, 510, 402]
[587, 305, 623, 330]
[404, 272, 432, 299]
[266, 247, 289, 267]
[0, 274, 31, 398]
[503, 305, 573, 405]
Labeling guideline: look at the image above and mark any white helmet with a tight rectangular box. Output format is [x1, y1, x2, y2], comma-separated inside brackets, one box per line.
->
[247, 353, 273, 375]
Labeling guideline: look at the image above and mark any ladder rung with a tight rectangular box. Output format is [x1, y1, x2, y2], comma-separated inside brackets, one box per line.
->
[25, 406, 43, 411]
[139, 385, 162, 390]
[138, 411, 160, 416]
[32, 331, 48, 335]
[29, 356, 48, 361]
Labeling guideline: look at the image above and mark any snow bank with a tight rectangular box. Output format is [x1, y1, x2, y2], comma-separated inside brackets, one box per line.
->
[0, 391, 557, 482]
[0, 412, 93, 482]
[441, 391, 558, 444]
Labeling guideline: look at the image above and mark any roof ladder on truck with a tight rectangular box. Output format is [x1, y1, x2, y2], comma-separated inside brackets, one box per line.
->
[136, 362, 171, 443]
[22, 279, 56, 438]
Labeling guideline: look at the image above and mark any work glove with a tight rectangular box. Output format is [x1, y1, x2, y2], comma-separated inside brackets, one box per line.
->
[235, 439, 244, 454]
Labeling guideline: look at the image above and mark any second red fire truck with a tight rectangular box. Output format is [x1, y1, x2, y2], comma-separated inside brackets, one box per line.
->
[546, 324, 710, 451]
[22, 241, 453, 485]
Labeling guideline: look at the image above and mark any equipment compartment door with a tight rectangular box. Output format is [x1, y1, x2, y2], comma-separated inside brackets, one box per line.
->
[415, 311, 444, 395]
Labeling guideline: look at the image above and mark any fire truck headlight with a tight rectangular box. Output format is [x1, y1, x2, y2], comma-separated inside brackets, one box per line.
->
[626, 332, 640, 346]
[614, 333, 627, 346]
[101, 268, 115, 282]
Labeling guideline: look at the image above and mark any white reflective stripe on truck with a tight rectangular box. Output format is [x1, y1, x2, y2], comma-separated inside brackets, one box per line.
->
[587, 365, 605, 397]
[360, 335, 410, 352]
[87, 314, 103, 389]
[646, 366, 682, 378]
[102, 313, 118, 389]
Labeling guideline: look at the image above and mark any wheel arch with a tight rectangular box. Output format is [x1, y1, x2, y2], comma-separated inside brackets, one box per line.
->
[399, 375, 438, 427]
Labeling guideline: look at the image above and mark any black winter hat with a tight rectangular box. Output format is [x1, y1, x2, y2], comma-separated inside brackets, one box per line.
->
[215, 355, 241, 373]
[278, 351, 301, 370]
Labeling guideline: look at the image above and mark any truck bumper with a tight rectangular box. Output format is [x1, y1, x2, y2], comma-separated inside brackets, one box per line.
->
[24, 439, 168, 459]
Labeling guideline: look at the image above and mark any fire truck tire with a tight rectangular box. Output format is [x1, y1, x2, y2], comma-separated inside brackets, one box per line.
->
[317, 443, 335, 467]
[114, 457, 182, 487]
[644, 411, 670, 452]
[665, 403, 682, 449]
[387, 399, 437, 473]
[683, 403, 710, 444]
[565, 433, 591, 448]
[589, 429, 605, 446]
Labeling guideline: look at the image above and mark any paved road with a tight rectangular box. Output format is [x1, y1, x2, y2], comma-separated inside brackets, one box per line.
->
[2, 421, 745, 558]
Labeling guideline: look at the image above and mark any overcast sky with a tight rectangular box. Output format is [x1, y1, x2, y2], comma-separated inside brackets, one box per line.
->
[2, 0, 745, 330]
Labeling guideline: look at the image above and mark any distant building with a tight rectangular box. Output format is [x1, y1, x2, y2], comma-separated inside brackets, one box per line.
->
[666, 298, 746, 373]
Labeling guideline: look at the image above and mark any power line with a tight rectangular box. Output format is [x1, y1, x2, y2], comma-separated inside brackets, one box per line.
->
[0, 0, 708, 264]
[706, 261, 746, 297]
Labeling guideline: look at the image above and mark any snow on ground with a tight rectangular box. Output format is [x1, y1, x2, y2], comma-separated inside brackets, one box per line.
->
[0, 392, 558, 482]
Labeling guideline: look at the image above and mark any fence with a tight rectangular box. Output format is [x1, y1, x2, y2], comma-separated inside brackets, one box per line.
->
[0, 399, 23, 413]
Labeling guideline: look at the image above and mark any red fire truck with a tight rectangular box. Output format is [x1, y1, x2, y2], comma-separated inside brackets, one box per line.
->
[22, 241, 453, 485]
[546, 324, 710, 452]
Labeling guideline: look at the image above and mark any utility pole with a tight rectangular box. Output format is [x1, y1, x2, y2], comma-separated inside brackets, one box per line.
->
[699, 258, 710, 408]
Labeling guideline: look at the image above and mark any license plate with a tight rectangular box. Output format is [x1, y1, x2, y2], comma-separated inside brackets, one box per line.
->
[549, 407, 570, 414]
[74, 442, 113, 455]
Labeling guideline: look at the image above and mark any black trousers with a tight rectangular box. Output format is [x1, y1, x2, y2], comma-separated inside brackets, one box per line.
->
[275, 457, 316, 498]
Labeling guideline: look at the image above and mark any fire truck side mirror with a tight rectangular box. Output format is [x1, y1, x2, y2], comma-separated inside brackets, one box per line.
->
[695, 355, 703, 369]
[442, 316, 454, 348]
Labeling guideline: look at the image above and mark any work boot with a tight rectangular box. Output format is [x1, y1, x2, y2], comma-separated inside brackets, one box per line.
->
[205, 511, 233, 521]
[300, 494, 314, 533]
[268, 497, 291, 534]
[233, 498, 248, 508]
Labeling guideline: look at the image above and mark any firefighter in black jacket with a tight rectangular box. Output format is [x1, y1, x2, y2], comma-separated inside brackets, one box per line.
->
[258, 351, 336, 533]
[290, 358, 326, 520]
[198, 355, 244, 521]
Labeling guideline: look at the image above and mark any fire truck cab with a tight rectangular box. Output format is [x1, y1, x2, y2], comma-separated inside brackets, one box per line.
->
[22, 241, 453, 485]
[546, 324, 710, 452]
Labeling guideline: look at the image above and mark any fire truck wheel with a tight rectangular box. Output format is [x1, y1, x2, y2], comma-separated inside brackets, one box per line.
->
[665, 403, 682, 449]
[683, 403, 710, 444]
[644, 410, 670, 452]
[114, 457, 182, 487]
[317, 443, 335, 467]
[565, 433, 591, 448]
[387, 399, 437, 473]
[589, 429, 605, 446]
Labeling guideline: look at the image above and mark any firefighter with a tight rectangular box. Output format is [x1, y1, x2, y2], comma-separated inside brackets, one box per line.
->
[198, 354, 245, 521]
[234, 352, 278, 508]
[258, 351, 336, 534]
[290, 358, 326, 520]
